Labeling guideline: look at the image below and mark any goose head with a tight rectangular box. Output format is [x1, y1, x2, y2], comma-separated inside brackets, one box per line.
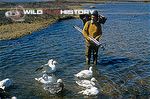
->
[42, 74, 48, 81]
[47, 59, 53, 66]
[90, 77, 98, 87]
[57, 79, 63, 84]
[11, 96, 17, 99]
[91, 77, 97, 82]
[89, 67, 92, 72]
[57, 79, 64, 89]
[52, 60, 57, 65]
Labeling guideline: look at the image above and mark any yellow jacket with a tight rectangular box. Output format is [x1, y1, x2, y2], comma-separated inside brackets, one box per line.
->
[82, 21, 102, 44]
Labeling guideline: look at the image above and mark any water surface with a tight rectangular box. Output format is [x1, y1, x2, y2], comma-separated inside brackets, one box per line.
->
[0, 2, 150, 99]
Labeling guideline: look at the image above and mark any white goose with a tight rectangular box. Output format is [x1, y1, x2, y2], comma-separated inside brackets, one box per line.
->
[35, 74, 55, 84]
[43, 79, 64, 94]
[76, 77, 97, 88]
[74, 67, 93, 79]
[78, 86, 99, 96]
[0, 78, 13, 90]
[42, 59, 57, 74]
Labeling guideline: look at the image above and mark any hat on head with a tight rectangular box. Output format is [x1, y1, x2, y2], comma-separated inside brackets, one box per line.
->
[91, 10, 98, 16]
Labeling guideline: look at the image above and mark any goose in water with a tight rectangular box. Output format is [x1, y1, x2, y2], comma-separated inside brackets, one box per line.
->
[74, 67, 93, 79]
[0, 78, 13, 90]
[11, 96, 17, 99]
[78, 86, 99, 96]
[42, 59, 57, 74]
[36, 59, 57, 74]
[76, 77, 97, 88]
[43, 79, 64, 94]
[35, 74, 55, 84]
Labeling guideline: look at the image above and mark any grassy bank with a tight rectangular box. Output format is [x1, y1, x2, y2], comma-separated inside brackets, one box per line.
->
[0, 1, 81, 40]
[0, 19, 53, 40]
[0, 15, 76, 40]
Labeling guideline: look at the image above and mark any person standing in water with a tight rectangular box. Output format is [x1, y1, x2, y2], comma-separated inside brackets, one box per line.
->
[82, 10, 106, 65]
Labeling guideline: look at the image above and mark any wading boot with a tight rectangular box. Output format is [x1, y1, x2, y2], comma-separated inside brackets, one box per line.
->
[86, 57, 90, 65]
[93, 56, 97, 65]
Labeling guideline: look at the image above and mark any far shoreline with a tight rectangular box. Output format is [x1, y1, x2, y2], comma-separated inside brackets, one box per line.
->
[0, 16, 77, 41]
[0, 1, 81, 40]
[0, 1, 149, 41]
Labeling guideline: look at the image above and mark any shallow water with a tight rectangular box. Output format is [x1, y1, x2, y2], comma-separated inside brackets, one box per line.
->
[0, 2, 150, 99]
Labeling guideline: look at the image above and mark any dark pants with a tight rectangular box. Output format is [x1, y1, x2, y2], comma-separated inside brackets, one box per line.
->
[85, 43, 99, 65]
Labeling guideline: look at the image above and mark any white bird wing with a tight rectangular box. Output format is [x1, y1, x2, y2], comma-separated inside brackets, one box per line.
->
[35, 77, 47, 84]
[78, 89, 92, 95]
[91, 87, 99, 95]
[78, 87, 99, 96]
[80, 89, 91, 95]
[75, 70, 92, 78]
[44, 83, 62, 94]
[76, 80, 93, 88]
